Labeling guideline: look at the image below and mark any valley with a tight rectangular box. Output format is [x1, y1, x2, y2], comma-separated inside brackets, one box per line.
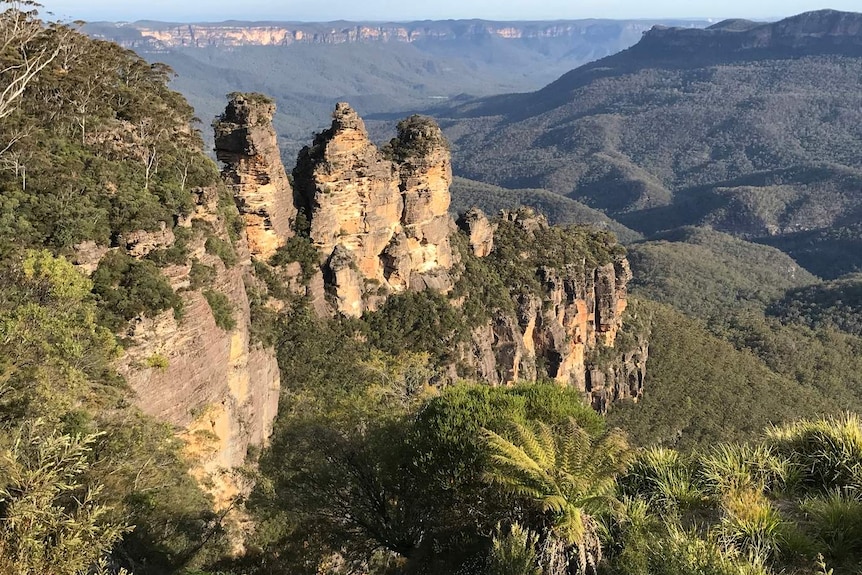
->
[2, 4, 862, 575]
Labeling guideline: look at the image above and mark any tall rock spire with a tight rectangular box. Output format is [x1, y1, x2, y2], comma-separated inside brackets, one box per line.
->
[214, 93, 296, 260]
[293, 103, 457, 316]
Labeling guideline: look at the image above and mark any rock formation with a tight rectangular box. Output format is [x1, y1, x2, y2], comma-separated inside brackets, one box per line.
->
[212, 95, 647, 412]
[293, 104, 456, 316]
[117, 185, 280, 508]
[458, 207, 496, 258]
[214, 93, 296, 260]
[460, 210, 647, 412]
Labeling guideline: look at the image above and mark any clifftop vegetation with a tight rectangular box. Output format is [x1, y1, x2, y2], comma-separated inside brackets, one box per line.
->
[4, 3, 862, 575]
[0, 3, 235, 573]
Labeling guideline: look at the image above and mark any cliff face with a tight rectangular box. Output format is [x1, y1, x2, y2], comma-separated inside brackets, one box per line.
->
[639, 9, 862, 56]
[214, 96, 647, 412]
[214, 93, 296, 261]
[293, 104, 455, 316]
[459, 209, 647, 412]
[116, 187, 280, 508]
[89, 20, 664, 50]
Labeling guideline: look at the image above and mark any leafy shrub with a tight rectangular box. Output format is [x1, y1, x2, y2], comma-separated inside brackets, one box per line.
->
[801, 491, 862, 566]
[486, 523, 540, 575]
[189, 259, 216, 290]
[269, 235, 320, 282]
[716, 489, 785, 562]
[145, 354, 169, 370]
[362, 290, 468, 364]
[92, 251, 181, 330]
[699, 443, 794, 496]
[621, 447, 706, 512]
[205, 236, 238, 267]
[147, 226, 193, 266]
[766, 414, 862, 492]
[203, 290, 236, 331]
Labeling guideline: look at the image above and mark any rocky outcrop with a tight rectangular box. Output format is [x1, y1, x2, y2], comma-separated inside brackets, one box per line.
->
[117, 186, 280, 508]
[640, 9, 862, 56]
[460, 209, 647, 411]
[215, 93, 296, 260]
[121, 222, 176, 258]
[294, 104, 456, 316]
[458, 207, 496, 258]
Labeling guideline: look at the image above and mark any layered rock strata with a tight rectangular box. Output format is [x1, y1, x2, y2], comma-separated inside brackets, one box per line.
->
[293, 104, 456, 316]
[117, 186, 280, 507]
[460, 210, 647, 411]
[214, 93, 296, 260]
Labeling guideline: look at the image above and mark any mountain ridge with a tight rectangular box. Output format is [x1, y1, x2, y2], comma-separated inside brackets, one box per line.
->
[85, 18, 710, 50]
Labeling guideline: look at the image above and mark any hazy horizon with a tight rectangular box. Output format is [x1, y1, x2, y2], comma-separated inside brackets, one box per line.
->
[36, 0, 860, 24]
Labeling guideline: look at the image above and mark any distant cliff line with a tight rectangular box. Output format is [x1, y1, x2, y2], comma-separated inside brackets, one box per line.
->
[84, 19, 711, 49]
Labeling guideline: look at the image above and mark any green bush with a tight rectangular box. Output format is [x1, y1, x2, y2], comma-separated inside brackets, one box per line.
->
[205, 236, 238, 267]
[92, 251, 182, 330]
[203, 290, 236, 331]
[189, 259, 217, 290]
[270, 235, 320, 282]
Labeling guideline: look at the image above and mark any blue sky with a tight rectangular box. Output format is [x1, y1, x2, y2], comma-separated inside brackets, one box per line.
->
[36, 0, 862, 23]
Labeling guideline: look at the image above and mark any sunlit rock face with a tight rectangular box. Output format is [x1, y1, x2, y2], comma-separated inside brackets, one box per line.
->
[214, 93, 296, 261]
[294, 104, 456, 316]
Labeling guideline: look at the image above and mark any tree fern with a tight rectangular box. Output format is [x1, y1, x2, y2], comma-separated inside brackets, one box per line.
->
[482, 417, 631, 574]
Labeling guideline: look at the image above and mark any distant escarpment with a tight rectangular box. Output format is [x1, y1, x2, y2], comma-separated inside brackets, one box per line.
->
[86, 19, 690, 50]
[216, 96, 648, 410]
[639, 10, 862, 57]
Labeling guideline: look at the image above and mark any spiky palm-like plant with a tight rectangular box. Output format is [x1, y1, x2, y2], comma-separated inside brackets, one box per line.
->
[482, 418, 631, 575]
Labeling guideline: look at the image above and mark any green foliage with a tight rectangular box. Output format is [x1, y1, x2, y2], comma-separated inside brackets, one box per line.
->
[0, 421, 130, 575]
[769, 274, 862, 336]
[189, 259, 216, 290]
[800, 492, 862, 568]
[203, 290, 236, 331]
[606, 301, 834, 450]
[487, 211, 625, 297]
[450, 230, 515, 325]
[269, 235, 319, 282]
[621, 448, 705, 512]
[204, 236, 238, 268]
[636, 526, 769, 575]
[0, 18, 217, 252]
[766, 414, 862, 492]
[362, 290, 468, 364]
[145, 353, 169, 370]
[0, 250, 121, 423]
[482, 418, 631, 574]
[148, 226, 194, 267]
[92, 250, 182, 330]
[628, 227, 817, 323]
[450, 177, 642, 243]
[486, 523, 541, 575]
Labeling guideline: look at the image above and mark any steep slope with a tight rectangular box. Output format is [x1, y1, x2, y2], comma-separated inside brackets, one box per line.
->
[627, 227, 817, 321]
[440, 10, 862, 278]
[0, 13, 280, 571]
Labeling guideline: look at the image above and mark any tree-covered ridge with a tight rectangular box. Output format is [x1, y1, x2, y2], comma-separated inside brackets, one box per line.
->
[627, 227, 816, 323]
[449, 177, 642, 244]
[0, 3, 236, 573]
[768, 274, 862, 336]
[437, 11, 862, 281]
[0, 3, 218, 253]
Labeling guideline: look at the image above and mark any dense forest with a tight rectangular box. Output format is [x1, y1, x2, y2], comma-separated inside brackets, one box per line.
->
[2, 3, 862, 575]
